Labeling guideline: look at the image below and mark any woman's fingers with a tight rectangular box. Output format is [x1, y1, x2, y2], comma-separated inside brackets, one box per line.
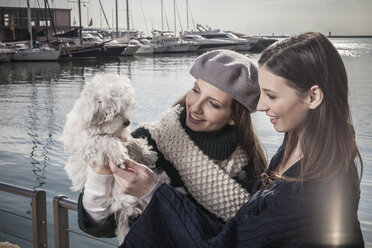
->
[109, 159, 159, 198]
[109, 160, 133, 180]
[123, 158, 145, 173]
[109, 159, 138, 174]
[112, 174, 131, 194]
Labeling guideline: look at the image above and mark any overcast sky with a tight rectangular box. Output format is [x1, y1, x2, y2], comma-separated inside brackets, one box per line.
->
[2, 0, 372, 36]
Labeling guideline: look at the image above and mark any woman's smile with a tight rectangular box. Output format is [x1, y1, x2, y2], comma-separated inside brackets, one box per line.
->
[188, 112, 203, 123]
[269, 115, 279, 125]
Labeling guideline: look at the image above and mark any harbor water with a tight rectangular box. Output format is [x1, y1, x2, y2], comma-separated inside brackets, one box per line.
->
[0, 38, 372, 247]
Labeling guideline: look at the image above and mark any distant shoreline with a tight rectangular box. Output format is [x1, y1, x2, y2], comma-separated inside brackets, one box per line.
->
[262, 35, 372, 39]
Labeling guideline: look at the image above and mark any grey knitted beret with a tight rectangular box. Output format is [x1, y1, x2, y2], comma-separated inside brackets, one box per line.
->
[190, 49, 260, 112]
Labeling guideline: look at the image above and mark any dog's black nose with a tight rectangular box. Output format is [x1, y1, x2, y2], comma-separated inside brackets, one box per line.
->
[123, 119, 130, 127]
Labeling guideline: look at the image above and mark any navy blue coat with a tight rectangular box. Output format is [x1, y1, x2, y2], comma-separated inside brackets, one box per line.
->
[119, 139, 364, 248]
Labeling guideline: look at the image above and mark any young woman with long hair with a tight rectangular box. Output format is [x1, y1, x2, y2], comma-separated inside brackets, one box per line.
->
[108, 32, 364, 247]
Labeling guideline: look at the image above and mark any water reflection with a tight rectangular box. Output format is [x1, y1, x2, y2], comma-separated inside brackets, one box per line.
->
[0, 62, 61, 85]
[332, 39, 372, 57]
[0, 55, 199, 86]
[27, 84, 48, 189]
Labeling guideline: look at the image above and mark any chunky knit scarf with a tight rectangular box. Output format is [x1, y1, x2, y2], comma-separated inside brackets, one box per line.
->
[142, 105, 250, 220]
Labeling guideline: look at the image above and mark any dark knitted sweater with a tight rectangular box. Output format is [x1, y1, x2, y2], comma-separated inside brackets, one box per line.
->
[120, 136, 364, 248]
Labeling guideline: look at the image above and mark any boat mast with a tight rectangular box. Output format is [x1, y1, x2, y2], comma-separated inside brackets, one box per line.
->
[161, 0, 163, 32]
[45, 0, 59, 42]
[98, 0, 111, 29]
[186, 0, 189, 30]
[173, 0, 176, 36]
[115, 0, 119, 38]
[26, 0, 32, 48]
[126, 0, 130, 31]
[78, 0, 83, 44]
[44, 0, 49, 42]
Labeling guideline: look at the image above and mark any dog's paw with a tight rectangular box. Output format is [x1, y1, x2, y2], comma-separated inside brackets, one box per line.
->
[117, 162, 127, 169]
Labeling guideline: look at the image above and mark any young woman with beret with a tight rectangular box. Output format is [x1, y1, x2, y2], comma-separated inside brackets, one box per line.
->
[78, 50, 268, 243]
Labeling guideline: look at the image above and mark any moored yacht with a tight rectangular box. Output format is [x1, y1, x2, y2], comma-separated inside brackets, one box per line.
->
[125, 39, 154, 55]
[57, 41, 103, 60]
[181, 34, 237, 52]
[0, 42, 16, 62]
[233, 33, 277, 53]
[182, 25, 256, 51]
[12, 45, 60, 61]
[11, 0, 60, 62]
[101, 39, 127, 57]
[151, 30, 199, 53]
[55, 28, 103, 59]
[80, 33, 127, 57]
[0, 50, 15, 62]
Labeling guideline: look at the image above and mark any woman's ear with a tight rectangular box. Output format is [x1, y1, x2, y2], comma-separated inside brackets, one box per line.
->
[307, 85, 323, 110]
[228, 119, 234, 126]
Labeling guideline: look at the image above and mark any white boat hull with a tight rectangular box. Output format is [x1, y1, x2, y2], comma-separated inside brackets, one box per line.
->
[164, 44, 199, 53]
[12, 49, 60, 61]
[135, 46, 154, 55]
[154, 46, 167, 54]
[0, 52, 15, 62]
[121, 45, 140, 56]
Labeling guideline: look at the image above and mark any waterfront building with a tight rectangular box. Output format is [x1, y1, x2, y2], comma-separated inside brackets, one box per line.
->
[0, 6, 71, 42]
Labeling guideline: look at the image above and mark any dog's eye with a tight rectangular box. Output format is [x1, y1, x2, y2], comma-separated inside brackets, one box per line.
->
[123, 120, 130, 127]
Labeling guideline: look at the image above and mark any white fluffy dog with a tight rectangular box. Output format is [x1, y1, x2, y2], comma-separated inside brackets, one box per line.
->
[62, 73, 159, 243]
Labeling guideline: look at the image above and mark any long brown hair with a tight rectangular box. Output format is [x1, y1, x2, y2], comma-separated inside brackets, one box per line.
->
[173, 94, 268, 176]
[258, 32, 363, 182]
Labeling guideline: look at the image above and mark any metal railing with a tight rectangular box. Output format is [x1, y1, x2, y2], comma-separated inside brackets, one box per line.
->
[0, 182, 117, 248]
[0, 182, 47, 248]
[53, 195, 117, 248]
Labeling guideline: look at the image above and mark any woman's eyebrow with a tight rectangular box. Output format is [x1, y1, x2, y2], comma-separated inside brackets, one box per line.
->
[195, 82, 223, 105]
[194, 82, 200, 90]
[262, 88, 278, 94]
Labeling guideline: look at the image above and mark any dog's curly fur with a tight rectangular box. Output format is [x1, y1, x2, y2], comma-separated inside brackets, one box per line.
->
[62, 73, 161, 243]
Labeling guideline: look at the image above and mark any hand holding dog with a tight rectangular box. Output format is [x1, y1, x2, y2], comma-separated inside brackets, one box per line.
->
[109, 159, 159, 198]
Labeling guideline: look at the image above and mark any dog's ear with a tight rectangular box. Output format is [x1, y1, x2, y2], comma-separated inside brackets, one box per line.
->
[90, 99, 107, 126]
[79, 91, 105, 128]
[87, 97, 120, 127]
[76, 77, 109, 128]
